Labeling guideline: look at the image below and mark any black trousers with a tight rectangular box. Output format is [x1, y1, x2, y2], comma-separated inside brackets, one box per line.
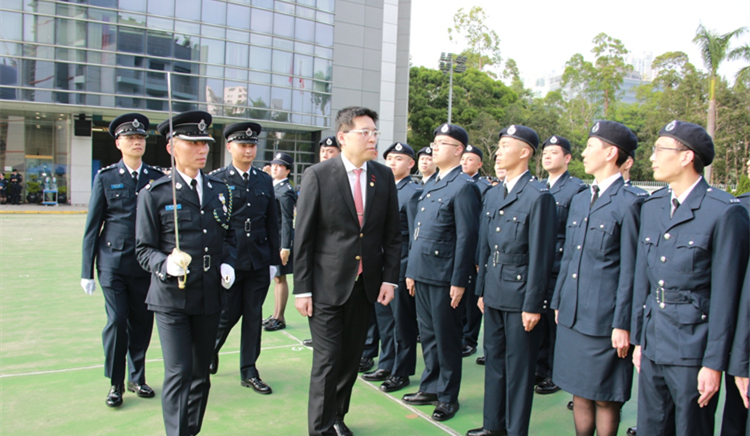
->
[721, 374, 749, 436]
[415, 281, 464, 403]
[462, 278, 483, 348]
[98, 271, 152, 386]
[155, 310, 221, 436]
[637, 356, 719, 436]
[307, 278, 371, 436]
[213, 268, 270, 379]
[388, 279, 418, 377]
[535, 305, 556, 379]
[372, 297, 396, 371]
[361, 307, 379, 360]
[483, 307, 541, 436]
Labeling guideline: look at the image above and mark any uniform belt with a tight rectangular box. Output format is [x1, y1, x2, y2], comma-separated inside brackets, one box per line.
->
[492, 251, 529, 267]
[189, 254, 214, 272]
[654, 288, 709, 310]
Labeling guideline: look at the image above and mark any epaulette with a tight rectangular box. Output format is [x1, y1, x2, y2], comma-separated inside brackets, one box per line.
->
[529, 179, 549, 192]
[705, 186, 738, 204]
[98, 163, 118, 173]
[208, 167, 224, 176]
[622, 184, 649, 197]
[460, 172, 475, 182]
[478, 177, 492, 186]
[206, 173, 226, 184]
[147, 176, 172, 191]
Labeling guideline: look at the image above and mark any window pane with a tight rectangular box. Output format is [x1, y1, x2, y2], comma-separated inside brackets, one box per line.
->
[119, 12, 146, 27]
[250, 46, 272, 71]
[200, 38, 225, 65]
[315, 23, 333, 47]
[147, 31, 173, 57]
[175, 21, 200, 38]
[227, 29, 250, 44]
[251, 33, 272, 47]
[271, 86, 291, 110]
[201, 25, 225, 40]
[252, 0, 274, 8]
[316, 10, 334, 24]
[274, 1, 294, 14]
[1, 12, 23, 41]
[273, 38, 293, 51]
[202, 0, 226, 26]
[225, 67, 248, 81]
[175, 0, 200, 21]
[227, 4, 251, 29]
[317, 0, 334, 13]
[295, 18, 314, 43]
[273, 12, 294, 38]
[147, 16, 174, 32]
[118, 27, 145, 54]
[313, 57, 331, 80]
[296, 5, 315, 19]
[148, 0, 174, 16]
[295, 54, 313, 78]
[295, 42, 314, 55]
[251, 8, 273, 34]
[119, 0, 146, 13]
[249, 71, 270, 83]
[272, 50, 293, 75]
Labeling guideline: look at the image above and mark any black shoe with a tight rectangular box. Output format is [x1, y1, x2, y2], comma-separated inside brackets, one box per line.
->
[333, 420, 353, 436]
[402, 391, 439, 405]
[380, 376, 410, 393]
[106, 384, 124, 407]
[534, 374, 546, 386]
[626, 426, 637, 436]
[534, 377, 561, 394]
[476, 356, 485, 365]
[261, 316, 274, 327]
[416, 335, 420, 343]
[432, 401, 459, 421]
[567, 400, 574, 410]
[264, 318, 286, 331]
[466, 428, 507, 436]
[462, 345, 477, 357]
[362, 368, 391, 381]
[358, 357, 374, 373]
[241, 377, 273, 394]
[302, 339, 313, 347]
[209, 354, 218, 375]
[127, 382, 155, 398]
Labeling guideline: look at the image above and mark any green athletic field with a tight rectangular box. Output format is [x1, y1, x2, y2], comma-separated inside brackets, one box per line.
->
[0, 214, 729, 435]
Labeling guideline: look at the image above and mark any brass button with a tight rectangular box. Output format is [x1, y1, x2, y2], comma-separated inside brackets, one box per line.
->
[355, 256, 361, 260]
[360, 233, 364, 238]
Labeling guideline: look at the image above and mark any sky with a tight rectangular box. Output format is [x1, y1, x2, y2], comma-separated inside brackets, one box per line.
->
[409, 0, 750, 86]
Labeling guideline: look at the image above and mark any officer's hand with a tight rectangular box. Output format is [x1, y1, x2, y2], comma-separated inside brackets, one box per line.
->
[377, 283, 395, 306]
[611, 328, 630, 358]
[295, 296, 313, 317]
[521, 312, 541, 332]
[80, 279, 96, 295]
[406, 278, 415, 297]
[735, 376, 749, 408]
[220, 264, 235, 289]
[166, 254, 189, 277]
[697, 366, 722, 408]
[554, 309, 559, 324]
[633, 345, 642, 373]
[477, 297, 485, 314]
[280, 249, 290, 266]
[449, 286, 465, 309]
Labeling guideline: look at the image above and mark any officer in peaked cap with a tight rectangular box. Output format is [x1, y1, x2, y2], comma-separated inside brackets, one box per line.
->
[551, 120, 646, 436]
[403, 123, 481, 422]
[417, 145, 437, 187]
[136, 110, 236, 436]
[266, 152, 296, 333]
[533, 135, 588, 396]
[468, 125, 557, 436]
[208, 122, 280, 395]
[81, 112, 164, 408]
[633, 120, 749, 436]
[319, 135, 340, 162]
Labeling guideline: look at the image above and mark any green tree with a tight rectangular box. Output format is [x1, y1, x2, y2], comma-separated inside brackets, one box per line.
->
[447, 7, 502, 72]
[591, 33, 633, 116]
[729, 43, 750, 87]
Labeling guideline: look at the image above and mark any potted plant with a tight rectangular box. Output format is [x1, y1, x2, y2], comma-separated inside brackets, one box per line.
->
[57, 186, 67, 204]
[26, 181, 42, 204]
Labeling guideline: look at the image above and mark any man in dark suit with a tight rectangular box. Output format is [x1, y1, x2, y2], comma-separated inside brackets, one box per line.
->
[403, 123, 481, 422]
[9, 168, 22, 204]
[294, 106, 401, 436]
[632, 120, 749, 436]
[81, 113, 164, 407]
[136, 110, 237, 436]
[208, 122, 280, 394]
[534, 135, 587, 395]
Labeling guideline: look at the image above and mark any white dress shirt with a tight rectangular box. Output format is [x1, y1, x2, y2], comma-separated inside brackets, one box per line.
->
[176, 169, 203, 206]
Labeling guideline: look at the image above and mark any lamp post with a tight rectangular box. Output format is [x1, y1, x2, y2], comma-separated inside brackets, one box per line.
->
[439, 53, 467, 124]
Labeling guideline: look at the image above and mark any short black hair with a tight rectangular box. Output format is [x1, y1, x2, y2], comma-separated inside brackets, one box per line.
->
[335, 106, 379, 132]
[673, 138, 704, 174]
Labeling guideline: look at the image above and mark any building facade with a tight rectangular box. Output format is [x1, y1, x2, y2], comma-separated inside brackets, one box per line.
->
[0, 0, 411, 205]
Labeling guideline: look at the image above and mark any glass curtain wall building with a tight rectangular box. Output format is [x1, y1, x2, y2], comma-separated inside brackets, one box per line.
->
[0, 0, 410, 205]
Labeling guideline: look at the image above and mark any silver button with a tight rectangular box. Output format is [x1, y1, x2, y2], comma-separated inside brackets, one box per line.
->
[247, 203, 251, 207]
[559, 247, 563, 252]
[427, 194, 431, 198]
[572, 273, 577, 279]
[421, 207, 425, 211]
[584, 217, 588, 222]
[516, 275, 522, 280]
[599, 224, 604, 229]
[658, 280, 664, 286]
[664, 233, 671, 240]
[556, 201, 559, 205]
[418, 222, 421, 226]
[246, 233, 250, 237]
[205, 247, 208, 252]
[496, 227, 500, 232]
[438, 198, 442, 202]
[435, 251, 439, 255]
[577, 245, 581, 250]
[573, 221, 577, 225]
[645, 237, 650, 242]
[494, 245, 498, 249]
[513, 216, 517, 221]
[200, 210, 204, 215]
[701, 314, 707, 320]
[203, 229, 207, 234]
[689, 241, 694, 245]
[499, 210, 505, 215]
[707, 188, 713, 192]
[660, 256, 666, 262]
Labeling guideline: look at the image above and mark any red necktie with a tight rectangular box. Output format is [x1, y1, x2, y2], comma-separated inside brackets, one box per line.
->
[353, 168, 364, 275]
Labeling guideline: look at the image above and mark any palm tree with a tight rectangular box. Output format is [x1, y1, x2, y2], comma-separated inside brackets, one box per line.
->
[692, 24, 747, 182]
[729, 43, 750, 86]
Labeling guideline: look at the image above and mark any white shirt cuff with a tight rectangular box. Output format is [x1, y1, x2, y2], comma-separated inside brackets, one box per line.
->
[295, 293, 312, 298]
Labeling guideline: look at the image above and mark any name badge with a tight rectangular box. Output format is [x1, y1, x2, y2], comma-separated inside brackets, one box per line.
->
[228, 185, 236, 190]
[165, 204, 182, 211]
[110, 184, 124, 189]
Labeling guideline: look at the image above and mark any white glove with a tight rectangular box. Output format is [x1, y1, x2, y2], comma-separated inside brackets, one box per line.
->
[166, 254, 189, 277]
[221, 264, 235, 289]
[81, 278, 96, 295]
[269, 265, 277, 282]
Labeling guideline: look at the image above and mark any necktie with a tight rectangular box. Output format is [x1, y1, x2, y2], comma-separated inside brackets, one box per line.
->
[243, 172, 249, 185]
[131, 170, 138, 184]
[190, 178, 200, 206]
[503, 183, 508, 199]
[671, 198, 680, 218]
[353, 168, 364, 275]
[590, 185, 600, 208]
[545, 181, 551, 189]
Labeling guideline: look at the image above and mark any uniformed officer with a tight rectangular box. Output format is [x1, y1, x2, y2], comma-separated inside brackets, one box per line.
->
[467, 125, 557, 436]
[80, 113, 164, 407]
[266, 152, 296, 332]
[319, 135, 340, 162]
[135, 110, 237, 436]
[631, 120, 750, 436]
[417, 146, 437, 186]
[460, 144, 492, 358]
[363, 142, 421, 393]
[534, 135, 587, 396]
[403, 123, 481, 422]
[0, 172, 8, 203]
[9, 168, 22, 204]
[208, 122, 280, 394]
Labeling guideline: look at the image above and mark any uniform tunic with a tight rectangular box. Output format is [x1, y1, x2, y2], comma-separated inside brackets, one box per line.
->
[273, 178, 296, 275]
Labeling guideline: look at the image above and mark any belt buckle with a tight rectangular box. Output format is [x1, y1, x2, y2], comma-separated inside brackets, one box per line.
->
[203, 255, 211, 272]
[244, 219, 252, 232]
[657, 288, 665, 309]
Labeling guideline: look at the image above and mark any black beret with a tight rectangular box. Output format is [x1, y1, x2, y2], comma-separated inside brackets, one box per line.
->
[417, 146, 433, 157]
[658, 120, 714, 165]
[270, 152, 294, 169]
[383, 142, 415, 159]
[224, 122, 262, 144]
[541, 135, 571, 152]
[319, 136, 339, 148]
[433, 123, 469, 147]
[588, 120, 637, 156]
[463, 144, 483, 160]
[109, 113, 149, 138]
[499, 124, 539, 151]
[157, 110, 214, 142]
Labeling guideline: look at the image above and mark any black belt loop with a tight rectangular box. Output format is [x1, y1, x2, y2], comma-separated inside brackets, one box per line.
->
[245, 219, 252, 233]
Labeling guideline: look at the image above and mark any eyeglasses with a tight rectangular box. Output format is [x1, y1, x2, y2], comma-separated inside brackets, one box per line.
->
[652, 146, 688, 156]
[430, 141, 461, 149]
[342, 129, 381, 139]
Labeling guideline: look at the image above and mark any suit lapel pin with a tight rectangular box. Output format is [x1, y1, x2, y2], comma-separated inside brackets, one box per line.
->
[119, 168, 125, 174]
[144, 168, 148, 174]
[252, 170, 257, 175]
[175, 182, 182, 189]
[230, 170, 235, 175]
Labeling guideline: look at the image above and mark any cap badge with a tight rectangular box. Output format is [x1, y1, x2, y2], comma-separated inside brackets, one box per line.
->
[132, 118, 141, 128]
[550, 136, 558, 144]
[441, 124, 449, 133]
[467, 145, 473, 151]
[666, 120, 677, 131]
[592, 122, 600, 133]
[395, 144, 403, 151]
[198, 119, 207, 132]
[425, 147, 431, 153]
[508, 125, 517, 135]
[246, 128, 254, 136]
[276, 153, 282, 159]
[326, 138, 332, 146]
